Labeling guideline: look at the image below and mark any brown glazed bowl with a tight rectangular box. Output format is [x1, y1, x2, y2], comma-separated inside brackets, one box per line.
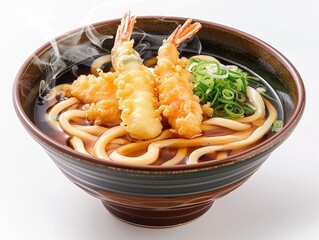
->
[13, 16, 305, 228]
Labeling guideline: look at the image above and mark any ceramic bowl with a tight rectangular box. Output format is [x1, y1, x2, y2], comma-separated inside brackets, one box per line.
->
[13, 16, 305, 228]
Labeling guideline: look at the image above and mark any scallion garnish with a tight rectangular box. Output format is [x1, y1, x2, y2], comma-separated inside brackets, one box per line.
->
[256, 87, 277, 102]
[189, 57, 258, 118]
[271, 120, 283, 132]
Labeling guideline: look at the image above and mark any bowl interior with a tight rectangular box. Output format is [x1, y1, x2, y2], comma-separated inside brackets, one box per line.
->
[13, 16, 305, 170]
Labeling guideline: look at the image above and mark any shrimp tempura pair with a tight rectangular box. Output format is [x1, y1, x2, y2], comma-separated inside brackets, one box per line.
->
[112, 12, 203, 139]
[65, 12, 203, 140]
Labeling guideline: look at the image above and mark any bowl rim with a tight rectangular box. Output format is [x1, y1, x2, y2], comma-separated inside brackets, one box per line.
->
[12, 16, 306, 172]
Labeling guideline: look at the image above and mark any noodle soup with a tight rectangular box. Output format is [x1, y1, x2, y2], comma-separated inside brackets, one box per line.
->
[13, 15, 304, 228]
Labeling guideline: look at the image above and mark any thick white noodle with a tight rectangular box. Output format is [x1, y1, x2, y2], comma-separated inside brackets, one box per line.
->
[203, 117, 251, 131]
[200, 124, 219, 131]
[109, 138, 130, 144]
[237, 86, 265, 123]
[161, 148, 188, 166]
[93, 126, 126, 161]
[69, 136, 90, 155]
[90, 54, 111, 75]
[188, 99, 277, 164]
[48, 97, 79, 123]
[110, 130, 173, 155]
[72, 125, 109, 135]
[59, 110, 96, 142]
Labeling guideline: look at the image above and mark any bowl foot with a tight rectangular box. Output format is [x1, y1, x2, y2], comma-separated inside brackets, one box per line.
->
[101, 200, 213, 228]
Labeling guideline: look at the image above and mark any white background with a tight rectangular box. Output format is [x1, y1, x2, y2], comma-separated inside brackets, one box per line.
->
[1, 0, 318, 239]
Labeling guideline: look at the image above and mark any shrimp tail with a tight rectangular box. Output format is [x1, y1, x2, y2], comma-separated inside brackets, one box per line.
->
[113, 11, 136, 48]
[112, 11, 137, 68]
[167, 19, 202, 46]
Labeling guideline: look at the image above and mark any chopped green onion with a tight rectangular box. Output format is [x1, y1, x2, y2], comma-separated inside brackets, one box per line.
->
[242, 105, 256, 115]
[236, 92, 246, 103]
[222, 89, 235, 100]
[224, 102, 244, 118]
[256, 87, 277, 101]
[271, 120, 283, 132]
[189, 57, 262, 119]
[244, 103, 257, 111]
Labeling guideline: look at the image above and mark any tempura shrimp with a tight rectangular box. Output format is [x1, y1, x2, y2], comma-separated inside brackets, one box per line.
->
[154, 19, 203, 138]
[111, 11, 162, 140]
[64, 70, 120, 125]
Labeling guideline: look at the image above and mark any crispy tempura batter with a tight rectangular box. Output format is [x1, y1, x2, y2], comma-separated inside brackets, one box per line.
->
[85, 99, 120, 125]
[64, 70, 121, 125]
[111, 12, 162, 139]
[64, 70, 117, 103]
[154, 19, 203, 138]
